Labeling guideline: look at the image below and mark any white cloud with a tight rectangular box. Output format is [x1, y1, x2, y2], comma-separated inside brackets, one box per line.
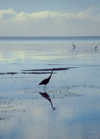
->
[0, 8, 100, 36]
[0, 8, 99, 21]
[0, 9, 17, 20]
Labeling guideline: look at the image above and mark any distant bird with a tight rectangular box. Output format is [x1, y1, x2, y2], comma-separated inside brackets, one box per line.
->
[72, 43, 76, 49]
[95, 46, 98, 51]
[39, 69, 53, 88]
[39, 92, 56, 110]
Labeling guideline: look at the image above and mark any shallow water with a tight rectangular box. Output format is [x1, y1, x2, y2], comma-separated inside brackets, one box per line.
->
[0, 37, 100, 139]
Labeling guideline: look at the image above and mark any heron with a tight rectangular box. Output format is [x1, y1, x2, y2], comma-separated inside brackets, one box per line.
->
[72, 43, 76, 49]
[95, 46, 98, 51]
[39, 69, 53, 88]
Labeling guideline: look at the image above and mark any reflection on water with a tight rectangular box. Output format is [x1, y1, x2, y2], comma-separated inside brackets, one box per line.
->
[39, 91, 56, 110]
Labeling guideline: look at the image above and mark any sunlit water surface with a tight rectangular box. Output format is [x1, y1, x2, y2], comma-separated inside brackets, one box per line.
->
[0, 37, 100, 139]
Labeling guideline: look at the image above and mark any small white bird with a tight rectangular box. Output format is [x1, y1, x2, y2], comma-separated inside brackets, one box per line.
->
[72, 43, 76, 49]
[95, 46, 98, 51]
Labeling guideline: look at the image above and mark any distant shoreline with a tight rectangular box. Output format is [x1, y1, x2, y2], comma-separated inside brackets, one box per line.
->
[0, 36, 100, 41]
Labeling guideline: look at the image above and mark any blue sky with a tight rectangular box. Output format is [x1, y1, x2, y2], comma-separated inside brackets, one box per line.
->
[0, 0, 100, 36]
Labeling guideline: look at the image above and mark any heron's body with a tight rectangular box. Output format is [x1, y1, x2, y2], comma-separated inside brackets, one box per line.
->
[39, 70, 53, 86]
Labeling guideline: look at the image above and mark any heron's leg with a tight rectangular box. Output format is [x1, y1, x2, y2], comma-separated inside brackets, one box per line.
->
[43, 86, 45, 90]
[43, 85, 47, 91]
[45, 85, 47, 90]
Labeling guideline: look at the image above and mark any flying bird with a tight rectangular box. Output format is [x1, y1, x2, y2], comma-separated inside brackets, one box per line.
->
[72, 43, 76, 49]
[39, 69, 53, 88]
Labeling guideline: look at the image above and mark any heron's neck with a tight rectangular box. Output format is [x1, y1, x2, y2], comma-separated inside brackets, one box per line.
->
[49, 71, 53, 79]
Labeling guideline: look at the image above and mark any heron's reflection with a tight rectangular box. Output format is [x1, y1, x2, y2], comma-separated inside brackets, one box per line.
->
[39, 92, 56, 110]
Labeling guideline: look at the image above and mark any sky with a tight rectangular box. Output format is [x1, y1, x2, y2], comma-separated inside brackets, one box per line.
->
[0, 0, 100, 36]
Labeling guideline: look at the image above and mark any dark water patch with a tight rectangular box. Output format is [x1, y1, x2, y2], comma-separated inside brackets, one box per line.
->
[0, 67, 79, 77]
[21, 71, 51, 74]
[0, 71, 52, 75]
[22, 67, 77, 72]
[0, 67, 77, 76]
[0, 72, 18, 75]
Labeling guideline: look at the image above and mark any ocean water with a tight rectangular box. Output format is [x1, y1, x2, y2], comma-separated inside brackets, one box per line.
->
[0, 36, 100, 139]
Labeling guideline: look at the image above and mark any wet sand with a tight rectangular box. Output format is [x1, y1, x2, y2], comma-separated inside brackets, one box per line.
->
[0, 38, 100, 139]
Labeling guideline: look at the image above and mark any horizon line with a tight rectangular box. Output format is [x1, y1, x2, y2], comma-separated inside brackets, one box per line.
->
[0, 36, 100, 38]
